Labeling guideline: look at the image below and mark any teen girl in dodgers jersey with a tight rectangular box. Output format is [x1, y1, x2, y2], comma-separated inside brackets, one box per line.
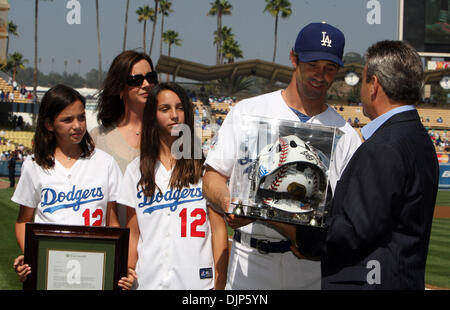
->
[117, 83, 228, 290]
[12, 85, 122, 282]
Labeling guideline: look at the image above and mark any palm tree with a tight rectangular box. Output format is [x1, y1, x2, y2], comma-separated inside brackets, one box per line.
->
[33, 0, 39, 103]
[207, 0, 232, 65]
[6, 21, 18, 58]
[51, 57, 55, 72]
[264, 0, 292, 63]
[34, 0, 54, 105]
[214, 26, 242, 63]
[159, 1, 173, 57]
[8, 52, 29, 82]
[213, 26, 233, 49]
[64, 60, 68, 73]
[149, 0, 160, 57]
[136, 5, 154, 54]
[216, 76, 253, 96]
[162, 30, 182, 81]
[222, 37, 243, 64]
[95, 0, 102, 88]
[162, 30, 182, 58]
[122, 0, 130, 51]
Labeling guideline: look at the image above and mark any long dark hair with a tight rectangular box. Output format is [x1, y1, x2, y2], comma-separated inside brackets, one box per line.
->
[96, 50, 155, 127]
[138, 82, 204, 197]
[33, 84, 94, 169]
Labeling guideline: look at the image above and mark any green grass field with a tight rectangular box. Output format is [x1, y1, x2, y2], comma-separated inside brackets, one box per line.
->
[0, 186, 22, 290]
[435, 190, 450, 206]
[0, 184, 449, 290]
[426, 218, 450, 288]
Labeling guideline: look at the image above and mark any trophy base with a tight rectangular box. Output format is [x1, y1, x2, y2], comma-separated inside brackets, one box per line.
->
[231, 202, 326, 227]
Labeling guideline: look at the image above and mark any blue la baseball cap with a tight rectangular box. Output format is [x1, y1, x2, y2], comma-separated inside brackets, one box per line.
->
[293, 22, 345, 66]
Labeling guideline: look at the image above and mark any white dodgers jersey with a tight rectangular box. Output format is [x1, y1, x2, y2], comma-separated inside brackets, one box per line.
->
[118, 158, 214, 290]
[11, 148, 122, 226]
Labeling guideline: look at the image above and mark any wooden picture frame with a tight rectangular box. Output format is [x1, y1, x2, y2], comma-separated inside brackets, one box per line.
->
[23, 223, 129, 290]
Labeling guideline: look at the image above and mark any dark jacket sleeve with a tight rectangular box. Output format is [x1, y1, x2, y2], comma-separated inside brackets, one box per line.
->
[295, 224, 327, 259]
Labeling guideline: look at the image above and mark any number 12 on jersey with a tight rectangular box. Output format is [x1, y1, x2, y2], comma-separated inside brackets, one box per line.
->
[179, 208, 206, 238]
[82, 209, 103, 226]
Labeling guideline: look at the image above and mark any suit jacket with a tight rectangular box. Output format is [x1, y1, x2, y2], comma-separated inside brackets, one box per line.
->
[298, 109, 439, 289]
[8, 157, 16, 172]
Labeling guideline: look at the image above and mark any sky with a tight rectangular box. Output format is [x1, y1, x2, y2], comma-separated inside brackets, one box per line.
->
[7, 0, 399, 78]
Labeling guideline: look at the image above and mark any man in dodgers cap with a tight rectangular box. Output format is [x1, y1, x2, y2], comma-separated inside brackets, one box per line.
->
[203, 22, 361, 289]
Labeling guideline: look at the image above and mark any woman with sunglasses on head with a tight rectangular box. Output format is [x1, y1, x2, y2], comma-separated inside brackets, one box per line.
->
[116, 82, 228, 290]
[91, 50, 158, 227]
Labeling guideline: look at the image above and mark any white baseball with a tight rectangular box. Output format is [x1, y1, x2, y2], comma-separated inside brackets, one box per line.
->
[260, 164, 321, 213]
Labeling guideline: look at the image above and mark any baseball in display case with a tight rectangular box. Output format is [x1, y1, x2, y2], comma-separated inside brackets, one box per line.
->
[228, 115, 343, 228]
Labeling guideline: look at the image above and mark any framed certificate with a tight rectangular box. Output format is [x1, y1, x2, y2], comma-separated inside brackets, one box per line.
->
[23, 223, 129, 290]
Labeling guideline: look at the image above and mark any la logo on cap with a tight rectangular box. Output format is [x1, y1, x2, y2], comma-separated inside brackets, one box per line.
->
[321, 32, 332, 47]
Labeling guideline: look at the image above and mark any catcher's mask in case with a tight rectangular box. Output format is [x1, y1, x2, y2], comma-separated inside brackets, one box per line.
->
[254, 135, 327, 213]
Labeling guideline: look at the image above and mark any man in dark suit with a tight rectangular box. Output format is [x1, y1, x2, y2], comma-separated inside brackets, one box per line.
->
[270, 40, 439, 290]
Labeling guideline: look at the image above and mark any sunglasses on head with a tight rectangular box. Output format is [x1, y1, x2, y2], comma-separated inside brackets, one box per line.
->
[126, 71, 158, 87]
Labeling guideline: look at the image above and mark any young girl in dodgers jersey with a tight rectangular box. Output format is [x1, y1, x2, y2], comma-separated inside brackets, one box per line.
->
[117, 83, 228, 290]
[12, 85, 123, 281]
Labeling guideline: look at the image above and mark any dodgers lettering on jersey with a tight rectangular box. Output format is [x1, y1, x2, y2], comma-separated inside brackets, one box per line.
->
[41, 185, 104, 214]
[137, 187, 203, 214]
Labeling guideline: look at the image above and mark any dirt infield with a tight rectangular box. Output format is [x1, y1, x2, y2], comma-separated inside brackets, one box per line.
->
[426, 284, 450, 290]
[0, 178, 10, 189]
[434, 206, 450, 218]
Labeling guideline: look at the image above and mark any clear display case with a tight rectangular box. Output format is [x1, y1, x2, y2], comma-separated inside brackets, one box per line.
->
[228, 115, 343, 228]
